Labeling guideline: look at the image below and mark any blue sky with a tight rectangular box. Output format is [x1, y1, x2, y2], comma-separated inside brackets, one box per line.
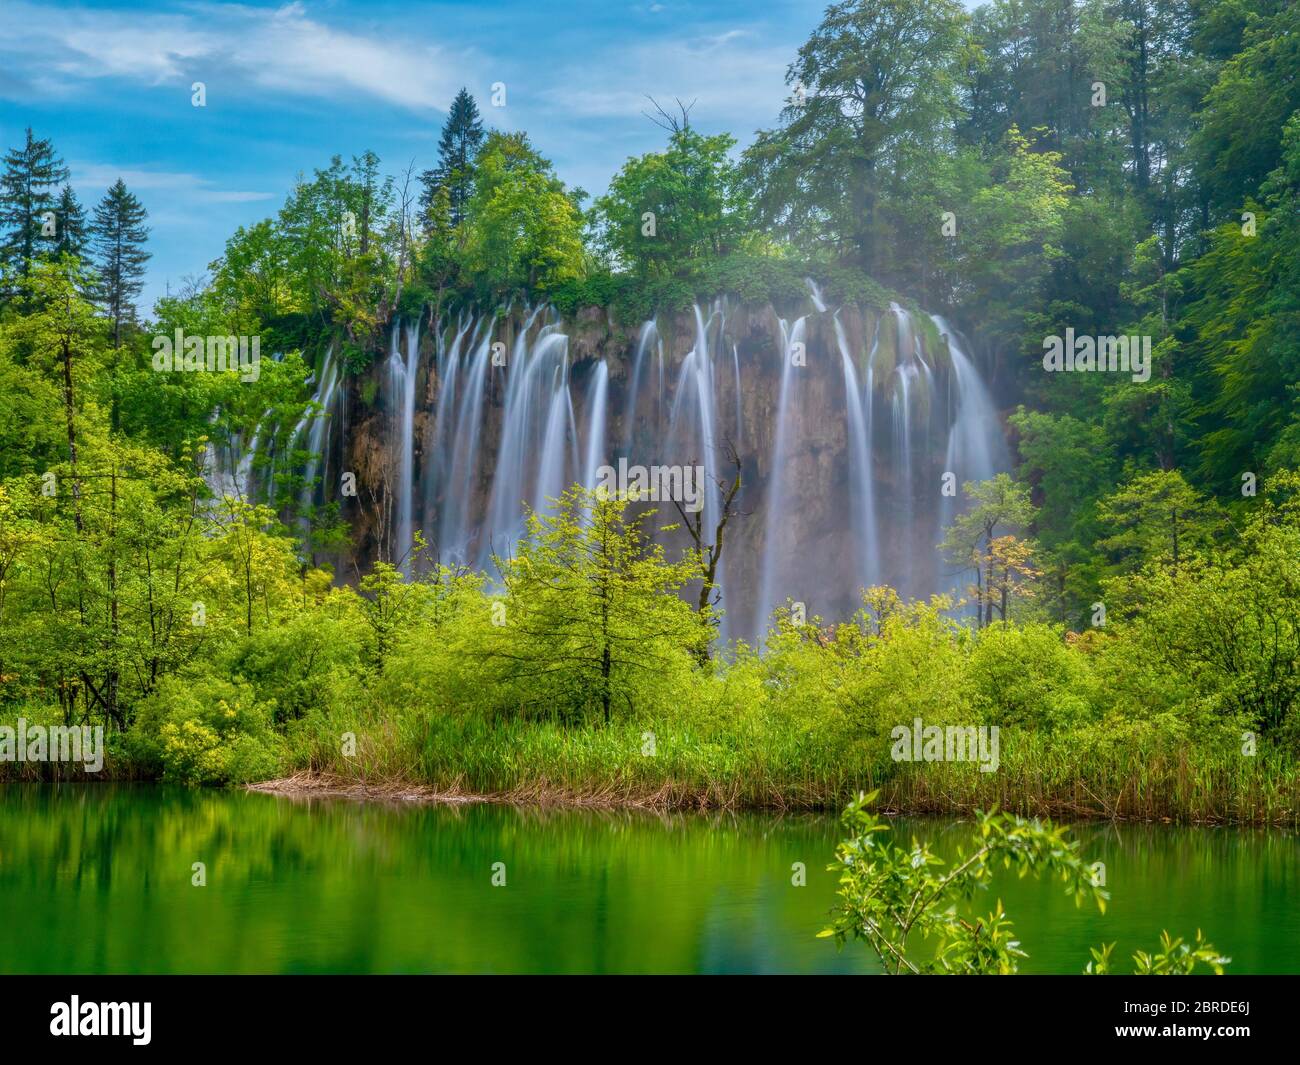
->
[0, 0, 841, 310]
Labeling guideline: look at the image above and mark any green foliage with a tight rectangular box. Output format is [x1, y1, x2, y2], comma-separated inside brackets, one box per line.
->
[125, 674, 282, 785]
[226, 585, 370, 724]
[483, 488, 704, 725]
[1087, 930, 1230, 976]
[820, 792, 1106, 974]
[595, 127, 750, 277]
[943, 127, 1074, 341]
[459, 131, 586, 295]
[1096, 468, 1226, 578]
[0, 127, 69, 282]
[90, 178, 150, 350]
[824, 792, 1228, 975]
[940, 474, 1037, 626]
[2, 2, 1299, 847]
[967, 622, 1094, 730]
[549, 255, 849, 319]
[420, 87, 485, 227]
[1193, 3, 1300, 216]
[741, 0, 969, 272]
[1105, 507, 1300, 737]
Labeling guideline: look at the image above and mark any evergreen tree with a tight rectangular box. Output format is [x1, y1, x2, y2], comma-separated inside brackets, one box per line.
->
[0, 127, 70, 279]
[90, 179, 151, 348]
[420, 88, 484, 227]
[53, 184, 88, 259]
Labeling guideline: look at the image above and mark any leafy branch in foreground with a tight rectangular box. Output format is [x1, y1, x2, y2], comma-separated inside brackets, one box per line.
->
[821, 792, 1227, 975]
[1086, 931, 1230, 976]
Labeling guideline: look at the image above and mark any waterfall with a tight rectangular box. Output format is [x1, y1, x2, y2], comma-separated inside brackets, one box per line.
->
[890, 355, 917, 598]
[665, 302, 733, 639]
[730, 341, 743, 454]
[582, 360, 610, 493]
[422, 313, 472, 556]
[482, 313, 569, 567]
[385, 321, 419, 574]
[933, 315, 1009, 606]
[438, 321, 492, 566]
[249, 291, 1007, 645]
[806, 277, 827, 313]
[755, 313, 806, 633]
[201, 415, 250, 504]
[300, 343, 341, 525]
[835, 315, 878, 595]
[934, 315, 1005, 490]
[533, 354, 578, 516]
[623, 320, 659, 458]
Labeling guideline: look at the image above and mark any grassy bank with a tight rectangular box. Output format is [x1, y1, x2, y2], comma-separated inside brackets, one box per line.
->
[6, 706, 1296, 824]
[268, 713, 1299, 824]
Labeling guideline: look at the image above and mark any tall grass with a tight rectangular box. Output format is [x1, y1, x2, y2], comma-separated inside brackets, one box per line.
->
[292, 710, 1300, 824]
[876, 734, 1300, 825]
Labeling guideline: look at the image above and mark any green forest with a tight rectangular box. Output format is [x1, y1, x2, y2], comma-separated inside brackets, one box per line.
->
[1, 0, 1298, 824]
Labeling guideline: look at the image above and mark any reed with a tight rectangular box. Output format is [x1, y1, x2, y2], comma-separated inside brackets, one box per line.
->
[292, 713, 1300, 824]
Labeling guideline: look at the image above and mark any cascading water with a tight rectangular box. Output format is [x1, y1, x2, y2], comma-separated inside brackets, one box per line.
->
[890, 357, 917, 597]
[422, 313, 469, 556]
[481, 312, 574, 568]
[581, 360, 609, 494]
[664, 302, 737, 638]
[299, 343, 341, 527]
[835, 315, 879, 596]
[755, 313, 806, 634]
[244, 291, 1007, 644]
[532, 356, 578, 517]
[933, 314, 1009, 606]
[623, 320, 660, 458]
[385, 321, 420, 574]
[437, 321, 492, 567]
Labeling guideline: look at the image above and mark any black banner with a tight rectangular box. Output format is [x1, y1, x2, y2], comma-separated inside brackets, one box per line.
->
[3, 974, 1292, 1052]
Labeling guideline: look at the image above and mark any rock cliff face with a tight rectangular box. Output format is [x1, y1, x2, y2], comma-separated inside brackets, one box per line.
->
[306, 291, 1007, 640]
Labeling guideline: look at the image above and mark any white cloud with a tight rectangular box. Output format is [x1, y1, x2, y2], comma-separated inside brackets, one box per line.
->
[70, 162, 274, 204]
[535, 27, 791, 131]
[0, 0, 477, 111]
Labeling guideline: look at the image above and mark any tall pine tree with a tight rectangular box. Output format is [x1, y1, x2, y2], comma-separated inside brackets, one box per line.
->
[420, 87, 484, 227]
[0, 127, 70, 279]
[90, 179, 150, 349]
[54, 184, 88, 259]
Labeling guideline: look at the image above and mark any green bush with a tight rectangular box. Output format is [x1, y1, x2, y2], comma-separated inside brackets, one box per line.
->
[125, 675, 283, 785]
[226, 588, 372, 725]
[967, 622, 1095, 730]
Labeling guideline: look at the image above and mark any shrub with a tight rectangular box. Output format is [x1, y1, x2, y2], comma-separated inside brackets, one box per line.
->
[967, 622, 1095, 730]
[125, 675, 282, 785]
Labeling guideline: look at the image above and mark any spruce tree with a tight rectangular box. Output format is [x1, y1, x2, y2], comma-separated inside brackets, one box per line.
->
[0, 127, 70, 278]
[53, 184, 88, 259]
[90, 179, 150, 348]
[420, 87, 484, 226]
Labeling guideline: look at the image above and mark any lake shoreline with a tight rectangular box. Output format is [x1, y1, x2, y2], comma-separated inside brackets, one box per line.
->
[246, 770, 1296, 827]
[247, 771, 699, 811]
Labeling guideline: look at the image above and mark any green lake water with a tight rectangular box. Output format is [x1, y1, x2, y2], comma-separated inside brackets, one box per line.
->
[0, 785, 1296, 974]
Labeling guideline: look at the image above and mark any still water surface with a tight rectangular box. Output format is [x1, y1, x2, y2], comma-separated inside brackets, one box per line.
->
[0, 785, 1296, 973]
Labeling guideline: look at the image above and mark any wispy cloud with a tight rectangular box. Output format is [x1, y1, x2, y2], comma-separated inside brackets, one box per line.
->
[536, 27, 791, 130]
[0, 1, 478, 111]
[70, 162, 273, 204]
[2, 0, 819, 313]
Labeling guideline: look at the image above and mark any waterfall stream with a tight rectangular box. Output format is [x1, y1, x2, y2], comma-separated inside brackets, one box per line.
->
[236, 292, 1007, 642]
